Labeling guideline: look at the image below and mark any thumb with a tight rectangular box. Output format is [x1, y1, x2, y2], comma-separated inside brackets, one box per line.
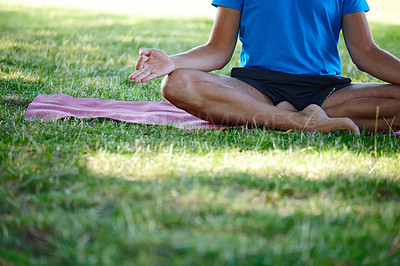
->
[139, 48, 153, 57]
[135, 54, 146, 70]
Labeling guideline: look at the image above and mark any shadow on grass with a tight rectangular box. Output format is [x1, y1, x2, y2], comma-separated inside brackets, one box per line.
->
[1, 161, 400, 264]
[1, 4, 399, 264]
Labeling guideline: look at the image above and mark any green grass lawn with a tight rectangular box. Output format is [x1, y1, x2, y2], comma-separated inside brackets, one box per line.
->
[1, 1, 400, 265]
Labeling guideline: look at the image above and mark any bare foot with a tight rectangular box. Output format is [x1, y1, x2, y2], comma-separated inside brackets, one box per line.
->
[276, 101, 297, 111]
[300, 104, 360, 135]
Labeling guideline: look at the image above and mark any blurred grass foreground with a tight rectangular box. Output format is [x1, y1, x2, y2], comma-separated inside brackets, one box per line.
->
[1, 0, 400, 265]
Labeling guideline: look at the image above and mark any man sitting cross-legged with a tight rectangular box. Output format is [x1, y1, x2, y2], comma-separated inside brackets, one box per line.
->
[130, 1, 400, 134]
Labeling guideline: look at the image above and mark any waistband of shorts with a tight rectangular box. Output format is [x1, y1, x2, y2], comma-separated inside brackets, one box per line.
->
[231, 67, 352, 87]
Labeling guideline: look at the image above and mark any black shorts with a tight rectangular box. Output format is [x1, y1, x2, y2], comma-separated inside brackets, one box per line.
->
[231, 67, 352, 111]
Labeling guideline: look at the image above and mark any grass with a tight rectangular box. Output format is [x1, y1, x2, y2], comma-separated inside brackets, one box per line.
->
[1, 0, 400, 265]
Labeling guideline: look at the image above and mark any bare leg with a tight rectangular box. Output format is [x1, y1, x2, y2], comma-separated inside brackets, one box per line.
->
[161, 69, 359, 133]
[322, 83, 400, 132]
[161, 69, 274, 125]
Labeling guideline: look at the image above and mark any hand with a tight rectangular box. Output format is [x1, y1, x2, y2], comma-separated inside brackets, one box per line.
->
[129, 48, 176, 83]
[300, 104, 360, 135]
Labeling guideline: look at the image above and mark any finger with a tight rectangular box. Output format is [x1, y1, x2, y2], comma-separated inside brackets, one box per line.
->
[129, 69, 141, 81]
[139, 48, 153, 57]
[135, 55, 146, 70]
[141, 73, 159, 83]
[129, 68, 147, 82]
[133, 69, 152, 83]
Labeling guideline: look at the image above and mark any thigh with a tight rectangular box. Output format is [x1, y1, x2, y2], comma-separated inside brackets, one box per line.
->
[170, 69, 275, 105]
[322, 83, 400, 108]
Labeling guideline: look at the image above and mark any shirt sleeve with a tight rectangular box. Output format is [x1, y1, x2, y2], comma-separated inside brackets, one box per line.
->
[343, 0, 370, 15]
[211, 0, 243, 11]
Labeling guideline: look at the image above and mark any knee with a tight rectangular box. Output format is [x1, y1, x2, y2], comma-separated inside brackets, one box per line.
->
[161, 69, 190, 101]
[160, 69, 205, 109]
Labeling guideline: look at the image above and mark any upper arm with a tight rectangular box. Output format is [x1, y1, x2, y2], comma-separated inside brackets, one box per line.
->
[207, 6, 241, 58]
[342, 11, 378, 65]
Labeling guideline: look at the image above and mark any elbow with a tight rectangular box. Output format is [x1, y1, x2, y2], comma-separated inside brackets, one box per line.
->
[353, 62, 366, 72]
[215, 53, 234, 70]
[214, 53, 233, 70]
[351, 43, 380, 72]
[352, 55, 369, 72]
[215, 58, 231, 70]
[205, 42, 234, 70]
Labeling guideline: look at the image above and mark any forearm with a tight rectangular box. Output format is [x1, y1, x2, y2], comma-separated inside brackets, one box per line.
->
[355, 46, 400, 84]
[129, 44, 233, 83]
[171, 44, 233, 73]
[342, 12, 400, 84]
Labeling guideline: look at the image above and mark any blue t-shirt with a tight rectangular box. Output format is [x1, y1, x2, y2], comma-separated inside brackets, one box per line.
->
[211, 0, 370, 76]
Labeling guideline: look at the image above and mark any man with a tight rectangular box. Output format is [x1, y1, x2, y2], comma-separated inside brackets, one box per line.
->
[129, 0, 400, 134]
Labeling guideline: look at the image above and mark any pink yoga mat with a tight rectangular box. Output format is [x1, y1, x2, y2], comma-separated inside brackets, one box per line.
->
[24, 94, 400, 135]
[24, 94, 232, 129]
